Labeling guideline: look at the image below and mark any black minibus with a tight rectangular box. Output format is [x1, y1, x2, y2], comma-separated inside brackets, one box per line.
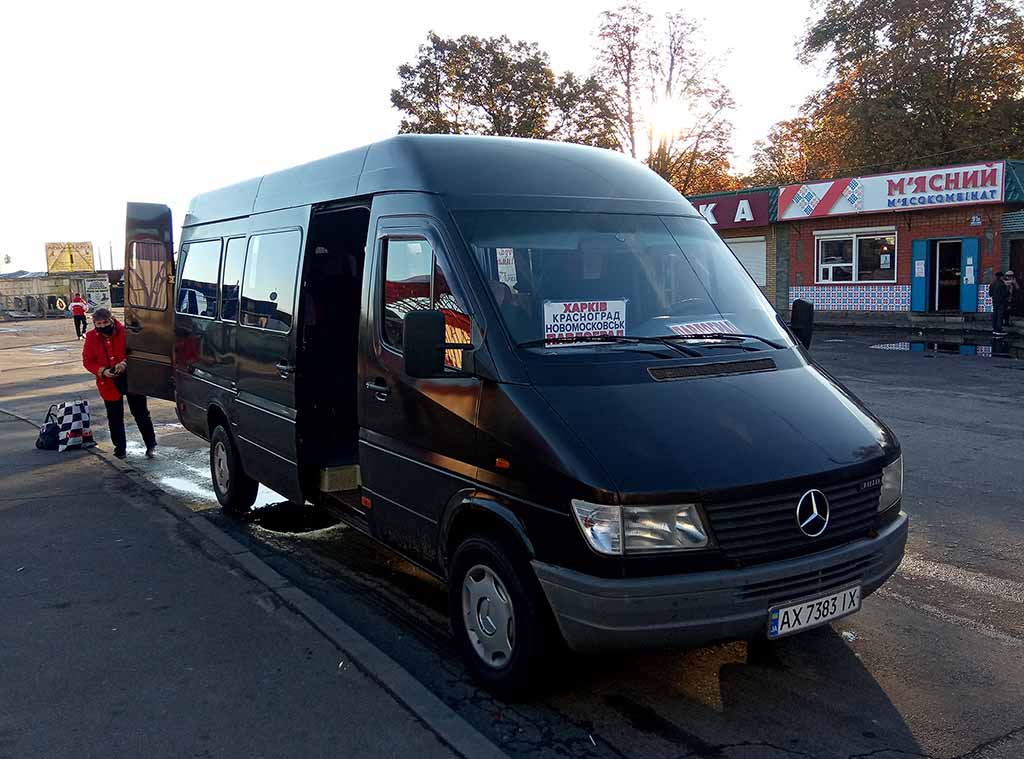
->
[124, 135, 907, 695]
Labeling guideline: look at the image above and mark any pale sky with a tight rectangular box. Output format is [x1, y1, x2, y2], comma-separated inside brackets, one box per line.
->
[0, 0, 821, 273]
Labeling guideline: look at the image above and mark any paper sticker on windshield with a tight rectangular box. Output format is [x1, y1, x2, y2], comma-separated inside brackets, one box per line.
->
[543, 300, 626, 342]
[669, 319, 740, 337]
[496, 248, 517, 286]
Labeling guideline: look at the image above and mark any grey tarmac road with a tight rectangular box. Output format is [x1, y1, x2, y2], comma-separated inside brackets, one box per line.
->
[2, 318, 1024, 759]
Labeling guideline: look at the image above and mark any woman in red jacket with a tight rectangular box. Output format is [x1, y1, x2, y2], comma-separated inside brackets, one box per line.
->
[82, 308, 157, 459]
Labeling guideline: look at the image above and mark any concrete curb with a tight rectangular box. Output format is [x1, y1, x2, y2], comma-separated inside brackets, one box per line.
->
[0, 405, 507, 759]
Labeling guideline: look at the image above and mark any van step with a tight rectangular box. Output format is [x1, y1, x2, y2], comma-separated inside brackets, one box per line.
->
[319, 464, 361, 492]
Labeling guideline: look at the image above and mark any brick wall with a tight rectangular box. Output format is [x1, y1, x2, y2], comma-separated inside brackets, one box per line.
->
[720, 225, 776, 305]
[783, 205, 1003, 312]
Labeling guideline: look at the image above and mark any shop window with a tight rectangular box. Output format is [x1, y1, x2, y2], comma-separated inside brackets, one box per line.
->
[817, 233, 896, 283]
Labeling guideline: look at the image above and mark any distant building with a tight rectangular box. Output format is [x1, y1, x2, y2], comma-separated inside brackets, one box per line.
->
[0, 270, 124, 316]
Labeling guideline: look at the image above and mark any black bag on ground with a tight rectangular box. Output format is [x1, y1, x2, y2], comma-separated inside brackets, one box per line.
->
[35, 404, 60, 451]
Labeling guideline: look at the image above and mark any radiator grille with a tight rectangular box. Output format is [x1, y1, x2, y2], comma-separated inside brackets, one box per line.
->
[704, 476, 881, 566]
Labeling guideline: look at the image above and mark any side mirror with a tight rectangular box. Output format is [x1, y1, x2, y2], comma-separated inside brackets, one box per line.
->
[403, 310, 448, 378]
[790, 298, 814, 350]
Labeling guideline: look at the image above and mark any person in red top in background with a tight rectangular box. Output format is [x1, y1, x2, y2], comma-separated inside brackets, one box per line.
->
[69, 292, 88, 340]
[82, 307, 157, 459]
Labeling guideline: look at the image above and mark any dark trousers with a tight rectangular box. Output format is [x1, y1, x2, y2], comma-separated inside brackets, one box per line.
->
[73, 315, 87, 338]
[993, 304, 1006, 333]
[104, 394, 157, 452]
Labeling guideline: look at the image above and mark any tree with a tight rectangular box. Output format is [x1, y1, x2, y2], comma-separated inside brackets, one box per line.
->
[594, 4, 650, 157]
[594, 5, 740, 194]
[391, 32, 619, 147]
[549, 73, 621, 149]
[391, 33, 477, 135]
[747, 117, 819, 186]
[755, 0, 1024, 183]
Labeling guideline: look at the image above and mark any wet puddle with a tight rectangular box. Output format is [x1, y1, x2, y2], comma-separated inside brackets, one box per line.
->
[121, 441, 285, 511]
[31, 344, 71, 353]
[870, 338, 1024, 359]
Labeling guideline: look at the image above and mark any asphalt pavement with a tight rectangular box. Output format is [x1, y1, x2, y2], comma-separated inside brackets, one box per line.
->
[2, 317, 1024, 758]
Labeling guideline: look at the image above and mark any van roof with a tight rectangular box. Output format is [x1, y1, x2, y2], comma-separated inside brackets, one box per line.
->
[184, 134, 696, 226]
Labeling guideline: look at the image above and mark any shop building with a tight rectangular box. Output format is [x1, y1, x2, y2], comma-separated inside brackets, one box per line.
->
[696, 160, 1024, 324]
[687, 187, 783, 310]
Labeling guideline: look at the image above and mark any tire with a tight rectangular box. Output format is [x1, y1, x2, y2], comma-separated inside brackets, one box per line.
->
[448, 533, 557, 699]
[210, 425, 258, 514]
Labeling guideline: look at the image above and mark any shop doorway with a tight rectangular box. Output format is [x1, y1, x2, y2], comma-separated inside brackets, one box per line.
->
[930, 240, 962, 312]
[1011, 238, 1024, 275]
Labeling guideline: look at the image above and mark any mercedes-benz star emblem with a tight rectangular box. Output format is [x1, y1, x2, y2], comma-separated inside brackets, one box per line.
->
[796, 489, 830, 537]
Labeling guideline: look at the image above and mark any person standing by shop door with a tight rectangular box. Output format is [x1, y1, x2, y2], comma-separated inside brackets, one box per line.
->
[82, 307, 158, 459]
[69, 292, 88, 340]
[990, 272, 1009, 336]
[1004, 270, 1019, 327]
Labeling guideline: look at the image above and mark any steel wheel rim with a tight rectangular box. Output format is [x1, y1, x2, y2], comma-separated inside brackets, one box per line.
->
[213, 442, 230, 494]
[461, 564, 515, 668]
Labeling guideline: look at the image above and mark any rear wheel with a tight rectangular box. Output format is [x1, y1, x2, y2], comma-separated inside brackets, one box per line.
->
[448, 533, 557, 698]
[210, 425, 258, 514]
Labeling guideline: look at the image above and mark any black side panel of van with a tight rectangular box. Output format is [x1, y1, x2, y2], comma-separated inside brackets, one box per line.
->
[232, 206, 310, 502]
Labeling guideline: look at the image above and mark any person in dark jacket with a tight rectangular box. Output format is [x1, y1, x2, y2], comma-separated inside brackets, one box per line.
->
[82, 308, 157, 459]
[1004, 270, 1020, 326]
[990, 272, 1009, 336]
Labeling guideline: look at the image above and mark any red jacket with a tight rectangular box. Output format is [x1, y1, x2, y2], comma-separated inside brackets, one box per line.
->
[82, 319, 127, 401]
[70, 296, 87, 316]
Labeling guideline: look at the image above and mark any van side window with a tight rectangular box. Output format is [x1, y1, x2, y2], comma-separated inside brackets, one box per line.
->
[382, 239, 433, 350]
[433, 258, 470, 369]
[240, 230, 302, 332]
[128, 241, 171, 311]
[381, 237, 469, 367]
[221, 237, 245, 322]
[176, 239, 222, 318]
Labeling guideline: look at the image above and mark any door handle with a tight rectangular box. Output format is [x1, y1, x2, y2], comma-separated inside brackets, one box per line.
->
[275, 360, 296, 379]
[364, 379, 390, 401]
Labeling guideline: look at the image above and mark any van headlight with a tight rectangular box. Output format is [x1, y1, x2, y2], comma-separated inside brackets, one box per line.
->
[571, 501, 709, 555]
[879, 456, 903, 512]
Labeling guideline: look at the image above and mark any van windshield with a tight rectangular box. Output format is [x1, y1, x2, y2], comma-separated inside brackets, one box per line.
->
[456, 211, 790, 350]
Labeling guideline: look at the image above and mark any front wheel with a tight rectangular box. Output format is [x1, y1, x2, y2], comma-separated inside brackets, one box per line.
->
[210, 425, 258, 514]
[448, 534, 557, 698]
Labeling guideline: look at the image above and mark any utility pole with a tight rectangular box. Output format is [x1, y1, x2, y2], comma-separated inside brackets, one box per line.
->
[108, 240, 113, 271]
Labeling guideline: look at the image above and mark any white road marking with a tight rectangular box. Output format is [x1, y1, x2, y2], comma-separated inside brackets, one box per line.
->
[877, 588, 1024, 647]
[898, 553, 1024, 604]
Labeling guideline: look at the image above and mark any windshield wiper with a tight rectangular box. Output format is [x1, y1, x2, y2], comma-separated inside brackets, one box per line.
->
[516, 334, 703, 357]
[668, 333, 785, 350]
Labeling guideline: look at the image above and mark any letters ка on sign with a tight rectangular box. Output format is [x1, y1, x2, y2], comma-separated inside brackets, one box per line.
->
[693, 192, 771, 230]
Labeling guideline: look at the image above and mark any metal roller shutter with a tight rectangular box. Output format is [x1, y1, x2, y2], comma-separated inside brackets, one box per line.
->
[725, 236, 767, 286]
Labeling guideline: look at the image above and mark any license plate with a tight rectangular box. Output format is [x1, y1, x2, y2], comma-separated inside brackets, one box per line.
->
[768, 586, 861, 639]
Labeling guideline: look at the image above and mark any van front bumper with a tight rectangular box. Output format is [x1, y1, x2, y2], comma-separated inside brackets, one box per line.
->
[532, 512, 908, 653]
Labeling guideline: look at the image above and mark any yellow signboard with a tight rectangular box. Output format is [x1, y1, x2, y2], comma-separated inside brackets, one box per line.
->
[45, 242, 95, 274]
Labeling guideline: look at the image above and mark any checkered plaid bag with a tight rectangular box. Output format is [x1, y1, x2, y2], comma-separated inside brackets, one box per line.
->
[57, 398, 96, 452]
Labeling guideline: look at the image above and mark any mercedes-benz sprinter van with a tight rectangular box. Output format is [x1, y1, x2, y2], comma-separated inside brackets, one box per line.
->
[124, 135, 907, 696]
